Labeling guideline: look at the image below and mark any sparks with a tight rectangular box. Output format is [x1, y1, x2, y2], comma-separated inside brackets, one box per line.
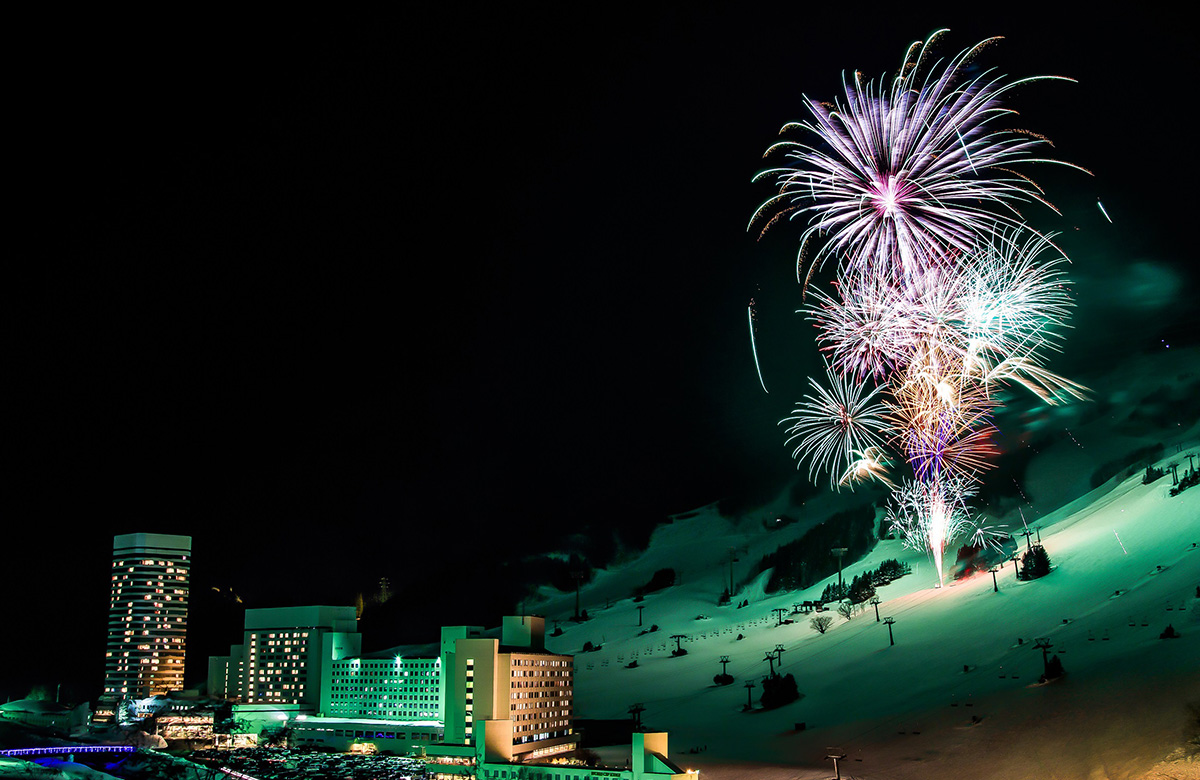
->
[780, 362, 888, 489]
[748, 303, 768, 394]
[750, 33, 1089, 283]
[755, 33, 1088, 587]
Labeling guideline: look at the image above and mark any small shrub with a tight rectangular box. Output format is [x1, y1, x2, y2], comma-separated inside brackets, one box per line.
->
[836, 601, 858, 621]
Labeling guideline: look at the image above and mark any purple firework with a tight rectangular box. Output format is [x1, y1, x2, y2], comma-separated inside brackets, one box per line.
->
[749, 30, 1088, 283]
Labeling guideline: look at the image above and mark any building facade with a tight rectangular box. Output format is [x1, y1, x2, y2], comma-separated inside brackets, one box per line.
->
[208, 605, 361, 719]
[96, 533, 192, 723]
[206, 612, 579, 763]
[324, 655, 442, 721]
[442, 616, 577, 761]
[290, 715, 443, 753]
[428, 725, 692, 780]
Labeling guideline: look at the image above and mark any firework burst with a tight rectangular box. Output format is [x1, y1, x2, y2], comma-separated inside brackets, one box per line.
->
[750, 30, 1089, 283]
[757, 33, 1087, 586]
[780, 362, 889, 489]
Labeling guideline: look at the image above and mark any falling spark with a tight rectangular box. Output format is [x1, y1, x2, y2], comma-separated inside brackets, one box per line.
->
[1114, 530, 1128, 555]
[748, 303, 768, 394]
[1097, 199, 1113, 223]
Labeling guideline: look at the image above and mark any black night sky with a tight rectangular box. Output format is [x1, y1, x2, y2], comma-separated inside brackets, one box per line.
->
[5, 10, 1195, 702]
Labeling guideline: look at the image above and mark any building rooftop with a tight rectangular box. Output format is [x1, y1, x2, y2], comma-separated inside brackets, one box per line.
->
[0, 699, 71, 714]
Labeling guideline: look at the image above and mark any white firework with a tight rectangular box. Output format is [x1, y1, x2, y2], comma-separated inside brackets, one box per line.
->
[780, 362, 889, 489]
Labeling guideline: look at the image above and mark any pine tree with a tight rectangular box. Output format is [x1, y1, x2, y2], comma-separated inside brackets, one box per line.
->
[1042, 654, 1064, 681]
[1020, 545, 1052, 580]
[760, 673, 800, 709]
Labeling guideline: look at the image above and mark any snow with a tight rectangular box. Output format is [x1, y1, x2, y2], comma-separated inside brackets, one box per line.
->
[533, 348, 1200, 779]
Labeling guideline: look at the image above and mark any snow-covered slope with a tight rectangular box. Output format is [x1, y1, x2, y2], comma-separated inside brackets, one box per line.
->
[535, 350, 1200, 779]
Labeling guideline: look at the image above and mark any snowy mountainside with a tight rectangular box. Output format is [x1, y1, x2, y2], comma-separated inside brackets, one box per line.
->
[1017, 344, 1199, 513]
[534, 345, 1200, 778]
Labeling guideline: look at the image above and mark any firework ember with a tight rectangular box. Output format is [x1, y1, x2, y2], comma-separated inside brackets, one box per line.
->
[753, 31, 1088, 585]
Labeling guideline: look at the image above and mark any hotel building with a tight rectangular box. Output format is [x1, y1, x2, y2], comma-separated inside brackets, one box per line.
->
[324, 654, 442, 721]
[208, 612, 579, 764]
[208, 605, 362, 725]
[96, 533, 192, 723]
[441, 616, 577, 762]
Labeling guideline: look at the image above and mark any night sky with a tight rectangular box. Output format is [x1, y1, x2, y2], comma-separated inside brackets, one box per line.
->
[6, 10, 1195, 702]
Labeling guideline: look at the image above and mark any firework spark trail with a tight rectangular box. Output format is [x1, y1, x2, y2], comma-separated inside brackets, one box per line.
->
[885, 477, 978, 586]
[748, 304, 769, 394]
[1097, 199, 1113, 223]
[756, 33, 1088, 586]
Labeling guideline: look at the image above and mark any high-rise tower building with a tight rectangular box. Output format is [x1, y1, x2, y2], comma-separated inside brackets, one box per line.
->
[95, 533, 192, 723]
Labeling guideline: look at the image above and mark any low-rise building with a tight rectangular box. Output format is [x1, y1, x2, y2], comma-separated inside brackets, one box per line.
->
[0, 699, 90, 735]
[289, 715, 442, 753]
[428, 724, 693, 780]
[442, 616, 577, 761]
[323, 654, 442, 721]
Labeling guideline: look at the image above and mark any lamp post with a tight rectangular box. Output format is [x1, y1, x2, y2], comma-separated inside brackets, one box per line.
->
[572, 571, 585, 620]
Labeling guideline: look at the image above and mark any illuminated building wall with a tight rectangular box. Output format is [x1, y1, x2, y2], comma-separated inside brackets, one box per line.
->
[324, 655, 442, 720]
[96, 533, 191, 723]
[290, 715, 443, 753]
[442, 616, 577, 760]
[207, 644, 244, 703]
[208, 605, 361, 715]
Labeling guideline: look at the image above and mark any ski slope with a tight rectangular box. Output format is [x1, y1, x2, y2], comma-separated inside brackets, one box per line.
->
[534, 349, 1200, 779]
